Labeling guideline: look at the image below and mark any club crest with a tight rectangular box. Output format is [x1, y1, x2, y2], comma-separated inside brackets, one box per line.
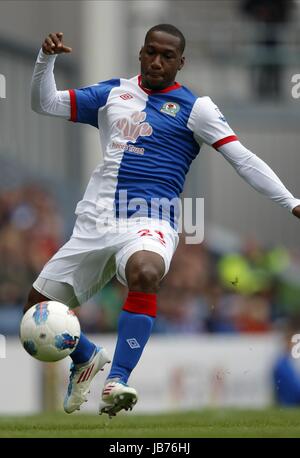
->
[160, 102, 180, 117]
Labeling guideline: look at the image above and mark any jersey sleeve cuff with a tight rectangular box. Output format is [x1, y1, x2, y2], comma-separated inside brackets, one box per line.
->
[68, 89, 77, 122]
[288, 198, 300, 213]
[37, 48, 57, 63]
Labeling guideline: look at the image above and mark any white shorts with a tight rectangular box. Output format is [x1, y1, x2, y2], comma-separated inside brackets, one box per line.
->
[33, 213, 178, 308]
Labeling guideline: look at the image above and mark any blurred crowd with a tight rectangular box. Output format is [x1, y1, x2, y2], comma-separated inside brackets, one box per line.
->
[0, 183, 63, 333]
[154, 237, 300, 334]
[1, 182, 300, 336]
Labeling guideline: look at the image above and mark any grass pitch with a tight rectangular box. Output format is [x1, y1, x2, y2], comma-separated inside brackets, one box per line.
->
[1, 408, 300, 438]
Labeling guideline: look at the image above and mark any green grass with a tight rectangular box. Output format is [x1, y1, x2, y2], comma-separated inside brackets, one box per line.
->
[1, 409, 300, 438]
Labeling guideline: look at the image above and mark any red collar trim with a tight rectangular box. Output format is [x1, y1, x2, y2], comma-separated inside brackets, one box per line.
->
[138, 75, 181, 94]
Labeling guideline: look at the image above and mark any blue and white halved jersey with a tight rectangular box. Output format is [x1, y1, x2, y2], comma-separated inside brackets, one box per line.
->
[69, 75, 238, 227]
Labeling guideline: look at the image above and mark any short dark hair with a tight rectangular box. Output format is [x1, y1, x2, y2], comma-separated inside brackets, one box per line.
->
[145, 24, 186, 54]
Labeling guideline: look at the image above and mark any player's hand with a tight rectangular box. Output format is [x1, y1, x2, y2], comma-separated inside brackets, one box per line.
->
[42, 32, 72, 55]
[292, 204, 300, 219]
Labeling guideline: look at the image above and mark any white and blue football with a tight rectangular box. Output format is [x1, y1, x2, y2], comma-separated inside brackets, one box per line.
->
[20, 301, 80, 362]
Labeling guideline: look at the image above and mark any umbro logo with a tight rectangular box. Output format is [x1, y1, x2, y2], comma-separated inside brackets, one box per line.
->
[126, 338, 141, 349]
[120, 93, 133, 100]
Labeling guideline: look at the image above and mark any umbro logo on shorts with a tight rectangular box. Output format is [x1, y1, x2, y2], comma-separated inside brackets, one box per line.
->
[126, 338, 141, 349]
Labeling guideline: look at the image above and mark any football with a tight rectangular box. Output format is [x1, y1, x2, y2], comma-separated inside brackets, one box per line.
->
[20, 301, 80, 362]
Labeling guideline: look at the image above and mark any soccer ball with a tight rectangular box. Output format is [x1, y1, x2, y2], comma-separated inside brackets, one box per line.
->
[20, 301, 80, 362]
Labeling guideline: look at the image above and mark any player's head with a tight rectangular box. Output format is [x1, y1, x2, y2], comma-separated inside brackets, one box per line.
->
[139, 24, 185, 90]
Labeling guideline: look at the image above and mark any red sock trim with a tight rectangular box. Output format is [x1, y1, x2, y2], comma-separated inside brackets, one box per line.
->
[122, 291, 157, 318]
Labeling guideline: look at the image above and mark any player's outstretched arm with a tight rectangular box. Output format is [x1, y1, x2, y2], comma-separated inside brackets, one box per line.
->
[218, 140, 300, 218]
[190, 96, 300, 218]
[31, 32, 72, 118]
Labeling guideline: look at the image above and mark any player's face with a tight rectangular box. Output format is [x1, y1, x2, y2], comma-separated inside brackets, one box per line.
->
[139, 31, 185, 90]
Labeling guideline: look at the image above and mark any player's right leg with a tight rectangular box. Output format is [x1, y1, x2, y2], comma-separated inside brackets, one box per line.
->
[99, 219, 178, 417]
[23, 281, 110, 413]
[99, 250, 163, 417]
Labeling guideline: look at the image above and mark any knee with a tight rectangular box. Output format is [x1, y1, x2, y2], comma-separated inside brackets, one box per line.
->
[127, 264, 162, 293]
